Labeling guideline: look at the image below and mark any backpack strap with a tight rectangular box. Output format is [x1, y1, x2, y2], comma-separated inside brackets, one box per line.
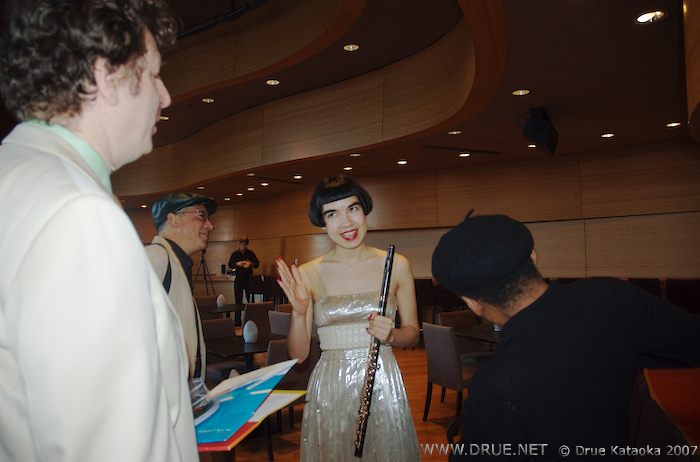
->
[149, 243, 172, 293]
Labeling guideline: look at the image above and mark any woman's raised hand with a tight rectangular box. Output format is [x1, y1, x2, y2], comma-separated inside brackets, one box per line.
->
[275, 257, 310, 316]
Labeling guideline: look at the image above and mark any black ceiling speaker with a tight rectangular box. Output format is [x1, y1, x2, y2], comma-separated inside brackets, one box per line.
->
[523, 107, 558, 154]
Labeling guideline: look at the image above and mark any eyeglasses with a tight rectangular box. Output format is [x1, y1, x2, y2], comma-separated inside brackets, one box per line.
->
[176, 210, 210, 223]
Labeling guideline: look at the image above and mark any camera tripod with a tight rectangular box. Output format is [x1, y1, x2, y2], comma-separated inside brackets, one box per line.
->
[193, 249, 216, 295]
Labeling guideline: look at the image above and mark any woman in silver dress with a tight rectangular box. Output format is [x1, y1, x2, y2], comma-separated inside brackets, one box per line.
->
[276, 174, 421, 461]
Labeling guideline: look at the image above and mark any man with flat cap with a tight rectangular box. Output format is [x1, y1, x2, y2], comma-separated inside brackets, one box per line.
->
[147, 191, 217, 380]
[432, 211, 700, 460]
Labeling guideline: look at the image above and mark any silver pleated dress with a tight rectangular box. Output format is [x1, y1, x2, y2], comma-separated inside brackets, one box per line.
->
[300, 267, 421, 461]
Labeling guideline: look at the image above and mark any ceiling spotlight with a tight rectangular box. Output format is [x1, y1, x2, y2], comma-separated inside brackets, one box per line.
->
[512, 89, 530, 96]
[159, 115, 170, 121]
[459, 152, 471, 158]
[448, 130, 462, 135]
[343, 44, 359, 52]
[224, 197, 231, 201]
[266, 79, 280, 86]
[665, 121, 682, 128]
[636, 11, 665, 24]
[601, 133, 615, 139]
[260, 182, 269, 187]
[397, 160, 408, 165]
[293, 174, 303, 180]
[350, 152, 361, 157]
[343, 166, 353, 171]
[196, 186, 205, 190]
[236, 193, 243, 197]
[528, 144, 537, 149]
[201, 97, 215, 104]
[246, 172, 256, 177]
[141, 204, 147, 208]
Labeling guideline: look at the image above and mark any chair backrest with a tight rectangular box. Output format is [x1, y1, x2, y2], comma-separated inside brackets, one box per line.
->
[265, 335, 321, 392]
[422, 322, 473, 390]
[242, 301, 275, 334]
[263, 275, 286, 305]
[277, 303, 293, 313]
[248, 275, 265, 301]
[415, 278, 436, 307]
[438, 310, 477, 328]
[269, 311, 292, 336]
[201, 318, 237, 339]
[195, 295, 218, 308]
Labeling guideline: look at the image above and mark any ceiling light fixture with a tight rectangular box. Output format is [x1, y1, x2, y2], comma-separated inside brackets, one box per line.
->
[247, 187, 255, 191]
[293, 175, 303, 180]
[397, 160, 408, 165]
[459, 152, 471, 157]
[343, 44, 359, 52]
[201, 97, 215, 103]
[343, 166, 353, 171]
[448, 130, 462, 135]
[246, 172, 256, 177]
[528, 144, 537, 149]
[224, 197, 231, 201]
[260, 182, 269, 187]
[601, 133, 615, 139]
[141, 204, 147, 208]
[196, 186, 205, 190]
[266, 79, 280, 86]
[159, 115, 170, 121]
[350, 152, 361, 157]
[665, 121, 682, 128]
[236, 193, 243, 197]
[512, 89, 530, 96]
[636, 11, 666, 24]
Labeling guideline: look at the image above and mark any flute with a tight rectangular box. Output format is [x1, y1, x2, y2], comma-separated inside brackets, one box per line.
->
[354, 245, 395, 457]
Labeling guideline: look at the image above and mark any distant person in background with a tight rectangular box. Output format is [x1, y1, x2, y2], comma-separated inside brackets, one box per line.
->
[147, 191, 217, 380]
[229, 235, 259, 324]
[0, 0, 198, 460]
[431, 211, 700, 461]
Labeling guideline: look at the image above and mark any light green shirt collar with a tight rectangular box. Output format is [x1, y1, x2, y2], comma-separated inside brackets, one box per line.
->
[25, 120, 112, 193]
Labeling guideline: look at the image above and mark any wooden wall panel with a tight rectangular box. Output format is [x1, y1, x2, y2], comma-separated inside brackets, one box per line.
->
[364, 228, 448, 279]
[279, 234, 335, 267]
[361, 172, 438, 230]
[233, 196, 281, 240]
[585, 212, 700, 278]
[129, 208, 157, 243]
[209, 205, 236, 242]
[527, 220, 586, 278]
[382, 20, 474, 140]
[436, 157, 582, 227]
[262, 73, 384, 165]
[579, 140, 700, 218]
[278, 186, 322, 238]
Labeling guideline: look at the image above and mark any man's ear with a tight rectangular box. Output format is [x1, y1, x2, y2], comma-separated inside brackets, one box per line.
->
[166, 212, 179, 229]
[92, 57, 120, 106]
[531, 249, 538, 265]
[462, 296, 483, 317]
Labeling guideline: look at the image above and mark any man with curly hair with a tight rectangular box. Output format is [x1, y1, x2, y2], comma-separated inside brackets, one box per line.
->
[0, 1, 199, 460]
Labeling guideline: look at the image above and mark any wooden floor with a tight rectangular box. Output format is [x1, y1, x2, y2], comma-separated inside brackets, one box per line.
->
[200, 344, 458, 461]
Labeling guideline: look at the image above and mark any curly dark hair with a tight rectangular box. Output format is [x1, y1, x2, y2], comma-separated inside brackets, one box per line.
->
[0, 0, 179, 122]
[308, 174, 373, 227]
[462, 257, 542, 310]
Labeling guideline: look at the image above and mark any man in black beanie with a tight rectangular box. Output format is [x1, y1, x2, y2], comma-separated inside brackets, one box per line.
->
[432, 212, 700, 461]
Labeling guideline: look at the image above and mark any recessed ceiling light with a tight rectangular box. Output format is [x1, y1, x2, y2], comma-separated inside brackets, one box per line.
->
[666, 121, 682, 128]
[636, 11, 665, 24]
[196, 186, 205, 190]
[448, 130, 462, 135]
[201, 97, 215, 104]
[397, 160, 408, 165]
[459, 152, 471, 158]
[266, 79, 280, 86]
[141, 204, 148, 208]
[512, 89, 530, 96]
[350, 152, 361, 157]
[343, 44, 359, 52]
[601, 133, 615, 139]
[224, 197, 231, 201]
[260, 182, 269, 187]
[343, 166, 353, 171]
[236, 193, 243, 197]
[247, 187, 255, 191]
[293, 175, 303, 180]
[246, 172, 256, 177]
[159, 115, 170, 121]
[527, 144, 537, 149]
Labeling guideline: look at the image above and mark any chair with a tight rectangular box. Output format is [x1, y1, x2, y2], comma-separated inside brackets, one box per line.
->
[263, 275, 287, 307]
[201, 318, 247, 384]
[262, 335, 321, 461]
[277, 303, 293, 313]
[248, 275, 265, 303]
[422, 323, 477, 419]
[665, 279, 700, 315]
[438, 310, 492, 359]
[195, 294, 223, 320]
[627, 278, 662, 298]
[242, 301, 275, 335]
[436, 285, 467, 312]
[269, 311, 292, 336]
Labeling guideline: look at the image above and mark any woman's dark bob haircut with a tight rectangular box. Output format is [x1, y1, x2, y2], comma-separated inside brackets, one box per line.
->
[308, 175, 373, 227]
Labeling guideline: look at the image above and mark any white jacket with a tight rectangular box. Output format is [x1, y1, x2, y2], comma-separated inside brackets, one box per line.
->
[146, 236, 207, 380]
[0, 124, 198, 461]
